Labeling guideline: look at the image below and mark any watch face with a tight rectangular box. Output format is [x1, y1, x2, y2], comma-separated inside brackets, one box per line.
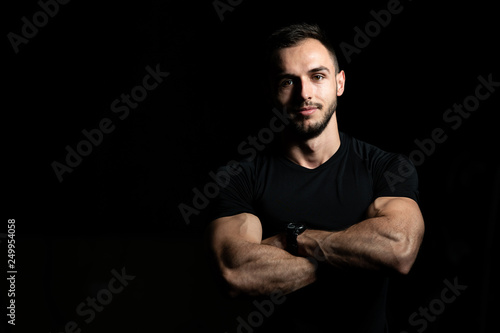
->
[286, 223, 306, 235]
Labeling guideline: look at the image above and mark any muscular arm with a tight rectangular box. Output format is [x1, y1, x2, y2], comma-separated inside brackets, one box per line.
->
[298, 196, 425, 274]
[208, 213, 316, 297]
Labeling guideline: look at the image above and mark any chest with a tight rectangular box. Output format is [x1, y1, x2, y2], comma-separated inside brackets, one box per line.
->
[255, 159, 374, 236]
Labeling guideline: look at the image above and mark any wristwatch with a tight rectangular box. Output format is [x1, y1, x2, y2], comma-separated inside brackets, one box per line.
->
[285, 222, 307, 256]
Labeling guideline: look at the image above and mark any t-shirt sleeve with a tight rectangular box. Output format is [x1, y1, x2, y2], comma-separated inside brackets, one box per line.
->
[208, 162, 257, 221]
[372, 153, 419, 203]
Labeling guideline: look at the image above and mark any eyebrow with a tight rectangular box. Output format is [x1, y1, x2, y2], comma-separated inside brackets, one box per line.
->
[309, 66, 330, 74]
[275, 66, 330, 79]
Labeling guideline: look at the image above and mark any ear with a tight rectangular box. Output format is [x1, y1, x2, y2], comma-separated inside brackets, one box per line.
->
[336, 70, 346, 96]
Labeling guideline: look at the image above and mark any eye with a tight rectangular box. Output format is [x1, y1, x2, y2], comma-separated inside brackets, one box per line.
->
[280, 79, 293, 87]
[312, 74, 325, 81]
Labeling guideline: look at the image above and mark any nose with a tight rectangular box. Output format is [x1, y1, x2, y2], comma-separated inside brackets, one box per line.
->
[297, 78, 313, 101]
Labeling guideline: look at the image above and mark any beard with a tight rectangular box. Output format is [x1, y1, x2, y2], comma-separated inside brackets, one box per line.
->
[286, 98, 337, 141]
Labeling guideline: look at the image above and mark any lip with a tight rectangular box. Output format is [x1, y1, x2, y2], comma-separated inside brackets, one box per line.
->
[297, 107, 317, 116]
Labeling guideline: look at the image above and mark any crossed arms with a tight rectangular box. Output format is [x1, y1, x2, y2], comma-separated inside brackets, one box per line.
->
[208, 196, 424, 297]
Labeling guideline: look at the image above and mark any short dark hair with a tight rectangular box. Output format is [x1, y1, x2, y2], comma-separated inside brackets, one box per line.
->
[265, 23, 339, 74]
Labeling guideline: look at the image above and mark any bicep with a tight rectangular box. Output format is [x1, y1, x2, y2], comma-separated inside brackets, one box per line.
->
[367, 197, 421, 219]
[367, 196, 425, 241]
[209, 213, 263, 266]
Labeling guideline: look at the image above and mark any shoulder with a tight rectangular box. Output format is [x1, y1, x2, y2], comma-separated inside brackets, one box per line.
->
[343, 132, 417, 182]
[342, 133, 419, 200]
[344, 132, 393, 162]
[343, 132, 407, 167]
[218, 148, 275, 184]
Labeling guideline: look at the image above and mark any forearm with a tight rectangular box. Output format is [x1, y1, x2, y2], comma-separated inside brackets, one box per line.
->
[298, 216, 405, 272]
[222, 241, 316, 296]
[210, 214, 316, 297]
[298, 197, 424, 274]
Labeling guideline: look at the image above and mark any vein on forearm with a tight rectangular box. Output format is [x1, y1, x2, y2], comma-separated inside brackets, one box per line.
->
[222, 240, 316, 295]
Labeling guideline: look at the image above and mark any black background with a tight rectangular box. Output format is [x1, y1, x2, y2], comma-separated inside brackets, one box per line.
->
[4, 0, 499, 332]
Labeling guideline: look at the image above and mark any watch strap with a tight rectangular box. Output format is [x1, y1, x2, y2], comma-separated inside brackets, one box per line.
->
[286, 222, 306, 255]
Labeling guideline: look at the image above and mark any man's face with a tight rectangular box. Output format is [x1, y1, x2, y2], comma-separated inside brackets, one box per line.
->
[271, 38, 345, 140]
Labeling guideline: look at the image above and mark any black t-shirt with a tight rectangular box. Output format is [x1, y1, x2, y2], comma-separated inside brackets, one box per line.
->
[210, 132, 419, 333]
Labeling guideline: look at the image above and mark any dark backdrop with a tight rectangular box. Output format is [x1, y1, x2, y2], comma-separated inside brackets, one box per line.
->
[4, 0, 499, 332]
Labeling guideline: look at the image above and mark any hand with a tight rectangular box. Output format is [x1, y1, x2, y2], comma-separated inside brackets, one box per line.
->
[261, 232, 286, 250]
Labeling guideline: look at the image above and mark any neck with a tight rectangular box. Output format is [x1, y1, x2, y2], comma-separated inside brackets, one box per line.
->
[282, 113, 341, 169]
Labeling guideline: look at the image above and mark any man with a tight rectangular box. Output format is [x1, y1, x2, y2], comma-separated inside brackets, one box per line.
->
[208, 23, 424, 332]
